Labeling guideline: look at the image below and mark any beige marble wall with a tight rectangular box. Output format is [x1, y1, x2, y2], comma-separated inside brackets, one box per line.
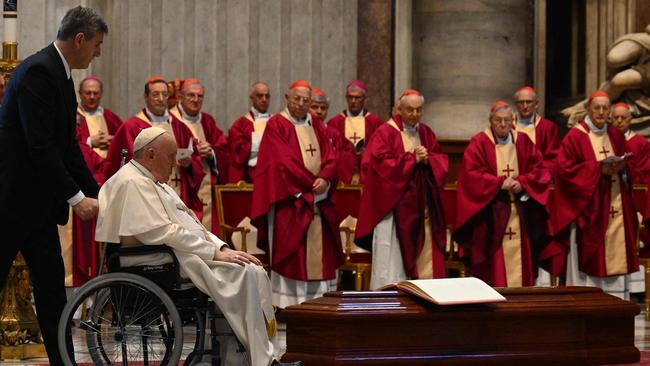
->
[409, 0, 534, 140]
[9, 0, 358, 130]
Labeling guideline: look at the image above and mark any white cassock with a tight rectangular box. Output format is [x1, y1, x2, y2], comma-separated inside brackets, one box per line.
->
[95, 160, 277, 366]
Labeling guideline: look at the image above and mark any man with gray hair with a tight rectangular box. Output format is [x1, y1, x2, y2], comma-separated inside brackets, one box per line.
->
[355, 89, 449, 289]
[453, 101, 550, 288]
[0, 6, 107, 364]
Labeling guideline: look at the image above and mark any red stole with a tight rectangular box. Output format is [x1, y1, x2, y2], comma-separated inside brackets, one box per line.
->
[355, 115, 448, 279]
[251, 113, 343, 281]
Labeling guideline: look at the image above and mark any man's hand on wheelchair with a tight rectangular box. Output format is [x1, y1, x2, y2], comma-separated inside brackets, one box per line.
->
[214, 246, 263, 267]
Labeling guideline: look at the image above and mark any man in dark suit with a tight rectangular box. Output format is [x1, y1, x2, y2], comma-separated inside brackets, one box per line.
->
[0, 6, 108, 364]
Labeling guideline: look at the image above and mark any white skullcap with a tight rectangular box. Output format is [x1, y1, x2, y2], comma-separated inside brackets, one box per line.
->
[133, 127, 167, 152]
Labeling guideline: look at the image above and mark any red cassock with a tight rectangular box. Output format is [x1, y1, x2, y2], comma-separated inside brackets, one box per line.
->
[326, 111, 384, 183]
[251, 114, 344, 281]
[73, 107, 122, 286]
[453, 131, 550, 287]
[104, 110, 205, 216]
[542, 121, 638, 277]
[533, 117, 561, 175]
[228, 112, 257, 183]
[625, 132, 650, 243]
[355, 115, 448, 279]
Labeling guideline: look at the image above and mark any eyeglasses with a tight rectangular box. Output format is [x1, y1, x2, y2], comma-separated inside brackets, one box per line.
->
[149, 92, 169, 99]
[183, 93, 204, 100]
[515, 100, 535, 105]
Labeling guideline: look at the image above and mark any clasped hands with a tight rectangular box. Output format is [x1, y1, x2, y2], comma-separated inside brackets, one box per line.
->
[415, 145, 428, 164]
[601, 159, 626, 176]
[90, 131, 113, 150]
[501, 177, 522, 194]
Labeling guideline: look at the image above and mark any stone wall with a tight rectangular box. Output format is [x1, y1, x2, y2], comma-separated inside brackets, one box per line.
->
[6, 0, 358, 130]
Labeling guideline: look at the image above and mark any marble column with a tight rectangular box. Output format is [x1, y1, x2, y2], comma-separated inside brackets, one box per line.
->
[409, 0, 534, 140]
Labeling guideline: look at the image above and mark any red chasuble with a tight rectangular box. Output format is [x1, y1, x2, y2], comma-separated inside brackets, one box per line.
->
[251, 113, 343, 281]
[453, 130, 550, 287]
[625, 132, 650, 227]
[71, 107, 122, 286]
[543, 121, 638, 277]
[171, 106, 230, 233]
[104, 110, 205, 216]
[355, 115, 448, 279]
[228, 112, 269, 183]
[326, 110, 384, 183]
[516, 116, 560, 175]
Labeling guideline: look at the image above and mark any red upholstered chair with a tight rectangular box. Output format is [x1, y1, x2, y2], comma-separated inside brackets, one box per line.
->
[442, 184, 468, 277]
[214, 182, 269, 266]
[332, 182, 371, 291]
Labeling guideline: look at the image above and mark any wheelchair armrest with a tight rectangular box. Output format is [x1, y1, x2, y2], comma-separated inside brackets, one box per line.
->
[105, 243, 182, 289]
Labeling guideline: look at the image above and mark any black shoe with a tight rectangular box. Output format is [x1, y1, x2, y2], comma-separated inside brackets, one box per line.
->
[271, 360, 304, 366]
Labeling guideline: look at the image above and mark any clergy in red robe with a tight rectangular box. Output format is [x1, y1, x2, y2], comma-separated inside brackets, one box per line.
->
[66, 76, 122, 286]
[543, 91, 638, 299]
[170, 78, 229, 234]
[453, 101, 551, 287]
[326, 80, 384, 183]
[228, 82, 272, 183]
[513, 86, 560, 176]
[251, 80, 343, 308]
[612, 102, 650, 186]
[355, 89, 448, 289]
[104, 77, 204, 217]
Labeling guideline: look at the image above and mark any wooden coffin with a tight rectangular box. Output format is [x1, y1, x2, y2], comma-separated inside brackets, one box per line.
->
[281, 286, 639, 365]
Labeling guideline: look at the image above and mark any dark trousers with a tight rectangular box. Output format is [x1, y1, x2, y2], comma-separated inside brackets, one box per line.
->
[0, 222, 66, 366]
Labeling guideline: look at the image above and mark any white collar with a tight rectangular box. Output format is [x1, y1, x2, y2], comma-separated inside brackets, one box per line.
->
[496, 133, 513, 145]
[53, 42, 71, 79]
[517, 112, 535, 126]
[130, 160, 157, 182]
[81, 105, 103, 116]
[145, 107, 170, 124]
[403, 122, 418, 133]
[285, 109, 311, 126]
[625, 129, 632, 138]
[585, 115, 607, 135]
[177, 103, 200, 123]
[251, 107, 270, 119]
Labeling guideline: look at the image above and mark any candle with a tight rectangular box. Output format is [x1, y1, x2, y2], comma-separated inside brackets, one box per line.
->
[3, 0, 17, 43]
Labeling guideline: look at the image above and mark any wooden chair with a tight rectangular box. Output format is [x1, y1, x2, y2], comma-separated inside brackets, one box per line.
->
[442, 183, 469, 277]
[214, 181, 269, 266]
[333, 182, 371, 291]
[632, 183, 650, 318]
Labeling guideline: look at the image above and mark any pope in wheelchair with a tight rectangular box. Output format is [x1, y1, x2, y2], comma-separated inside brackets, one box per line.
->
[62, 127, 302, 366]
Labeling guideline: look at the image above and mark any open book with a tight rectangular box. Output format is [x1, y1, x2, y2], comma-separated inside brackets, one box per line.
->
[384, 277, 507, 306]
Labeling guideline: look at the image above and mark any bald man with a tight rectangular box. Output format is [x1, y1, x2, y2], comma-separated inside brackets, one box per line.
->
[170, 78, 229, 233]
[513, 86, 560, 175]
[356, 90, 448, 289]
[228, 82, 272, 183]
[251, 80, 343, 308]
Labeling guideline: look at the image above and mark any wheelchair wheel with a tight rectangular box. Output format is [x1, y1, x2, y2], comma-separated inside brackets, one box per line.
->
[58, 273, 184, 365]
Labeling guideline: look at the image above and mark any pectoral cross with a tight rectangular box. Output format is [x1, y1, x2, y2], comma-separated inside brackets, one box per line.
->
[502, 164, 514, 177]
[349, 131, 361, 145]
[171, 172, 182, 187]
[599, 146, 610, 158]
[609, 206, 618, 219]
[504, 227, 517, 240]
[305, 144, 317, 157]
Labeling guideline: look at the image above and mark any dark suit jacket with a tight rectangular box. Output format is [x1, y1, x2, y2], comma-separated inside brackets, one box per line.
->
[0, 43, 99, 229]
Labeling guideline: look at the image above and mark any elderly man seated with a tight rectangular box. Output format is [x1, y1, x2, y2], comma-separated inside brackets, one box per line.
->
[95, 127, 302, 366]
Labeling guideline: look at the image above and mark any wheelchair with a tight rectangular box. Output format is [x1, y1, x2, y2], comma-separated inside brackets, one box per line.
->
[58, 243, 240, 365]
